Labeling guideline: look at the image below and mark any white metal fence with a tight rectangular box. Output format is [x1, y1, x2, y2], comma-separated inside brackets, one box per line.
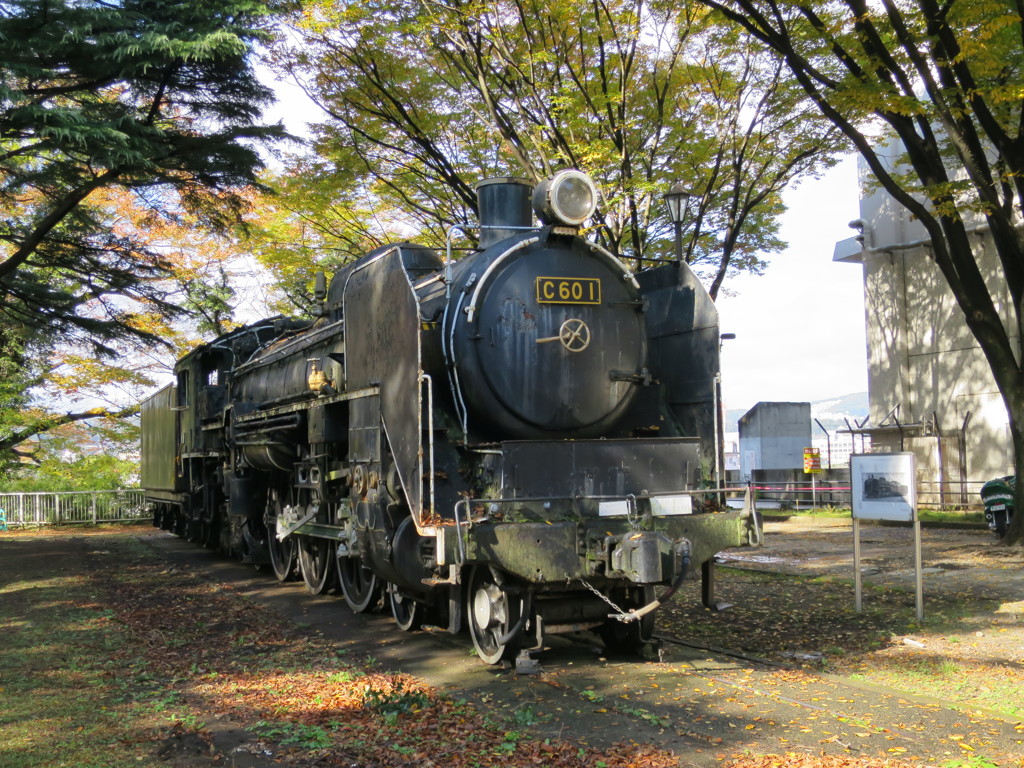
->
[0, 489, 148, 527]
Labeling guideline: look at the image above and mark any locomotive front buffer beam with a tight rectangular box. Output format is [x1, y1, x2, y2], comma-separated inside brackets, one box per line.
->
[444, 516, 733, 585]
[437, 503, 756, 592]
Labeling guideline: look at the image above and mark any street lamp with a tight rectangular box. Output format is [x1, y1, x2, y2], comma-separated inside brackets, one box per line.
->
[663, 183, 695, 263]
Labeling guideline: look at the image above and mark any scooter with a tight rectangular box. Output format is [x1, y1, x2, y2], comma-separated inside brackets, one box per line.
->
[980, 475, 1015, 538]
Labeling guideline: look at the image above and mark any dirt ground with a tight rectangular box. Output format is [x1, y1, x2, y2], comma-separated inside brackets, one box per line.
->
[658, 515, 1024, 723]
[721, 516, 1024, 655]
[726, 516, 1024, 603]
[2, 518, 1023, 768]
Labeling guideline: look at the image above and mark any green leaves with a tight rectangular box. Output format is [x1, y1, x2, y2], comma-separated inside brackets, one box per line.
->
[0, 0, 286, 464]
[704, 0, 1024, 544]
[267, 0, 841, 297]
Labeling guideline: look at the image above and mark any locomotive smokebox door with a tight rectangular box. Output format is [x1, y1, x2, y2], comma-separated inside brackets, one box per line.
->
[451, 235, 648, 440]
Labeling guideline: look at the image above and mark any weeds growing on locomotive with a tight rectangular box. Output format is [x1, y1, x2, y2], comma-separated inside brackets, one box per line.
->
[141, 170, 762, 664]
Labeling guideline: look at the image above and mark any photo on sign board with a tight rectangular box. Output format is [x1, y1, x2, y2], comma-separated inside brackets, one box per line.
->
[850, 453, 916, 522]
[862, 473, 910, 501]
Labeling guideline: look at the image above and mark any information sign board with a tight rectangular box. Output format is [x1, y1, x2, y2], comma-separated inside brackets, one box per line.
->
[850, 452, 916, 522]
[849, 452, 923, 620]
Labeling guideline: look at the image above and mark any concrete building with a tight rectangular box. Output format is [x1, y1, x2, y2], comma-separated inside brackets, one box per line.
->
[737, 402, 811, 480]
[834, 153, 1014, 504]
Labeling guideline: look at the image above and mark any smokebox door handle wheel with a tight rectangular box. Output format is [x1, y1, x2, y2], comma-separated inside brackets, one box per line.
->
[535, 318, 591, 352]
[467, 566, 522, 664]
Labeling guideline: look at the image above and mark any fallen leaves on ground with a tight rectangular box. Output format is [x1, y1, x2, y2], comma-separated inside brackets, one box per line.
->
[658, 559, 1024, 719]
[95, 541, 682, 768]
[721, 753, 918, 768]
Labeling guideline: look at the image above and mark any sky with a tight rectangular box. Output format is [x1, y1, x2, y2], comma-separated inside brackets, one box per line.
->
[259, 70, 870, 414]
[715, 156, 868, 412]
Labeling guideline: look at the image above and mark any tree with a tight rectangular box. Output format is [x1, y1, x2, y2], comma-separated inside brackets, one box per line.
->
[266, 0, 840, 296]
[0, 184, 258, 471]
[701, 0, 1024, 544]
[0, 417, 139, 492]
[0, 0, 286, 464]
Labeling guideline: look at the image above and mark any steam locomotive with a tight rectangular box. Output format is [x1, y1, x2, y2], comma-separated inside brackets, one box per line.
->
[141, 170, 761, 664]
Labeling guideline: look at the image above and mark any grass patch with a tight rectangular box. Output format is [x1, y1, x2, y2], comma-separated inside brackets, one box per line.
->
[659, 565, 1023, 718]
[759, 508, 985, 525]
[0, 564, 172, 767]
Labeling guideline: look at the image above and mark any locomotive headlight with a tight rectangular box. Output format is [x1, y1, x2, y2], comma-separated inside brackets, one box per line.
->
[532, 170, 598, 227]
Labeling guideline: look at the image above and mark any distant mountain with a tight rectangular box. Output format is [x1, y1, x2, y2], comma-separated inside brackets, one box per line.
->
[725, 392, 868, 434]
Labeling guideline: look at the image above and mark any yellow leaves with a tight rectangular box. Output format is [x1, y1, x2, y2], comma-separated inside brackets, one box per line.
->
[46, 352, 155, 395]
[982, 83, 1024, 106]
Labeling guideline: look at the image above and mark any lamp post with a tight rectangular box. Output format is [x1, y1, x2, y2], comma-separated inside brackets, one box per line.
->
[663, 183, 694, 264]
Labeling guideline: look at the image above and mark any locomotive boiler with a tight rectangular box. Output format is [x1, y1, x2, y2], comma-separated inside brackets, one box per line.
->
[141, 169, 761, 664]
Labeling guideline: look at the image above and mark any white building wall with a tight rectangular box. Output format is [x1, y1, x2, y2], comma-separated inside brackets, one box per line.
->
[835, 154, 1016, 486]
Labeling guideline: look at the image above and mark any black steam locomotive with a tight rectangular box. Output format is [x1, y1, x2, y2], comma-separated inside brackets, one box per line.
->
[141, 170, 761, 664]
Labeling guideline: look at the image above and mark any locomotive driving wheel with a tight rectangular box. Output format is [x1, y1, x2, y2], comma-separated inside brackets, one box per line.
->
[298, 536, 334, 594]
[338, 555, 381, 612]
[467, 566, 522, 664]
[266, 491, 297, 582]
[268, 530, 297, 582]
[389, 586, 422, 631]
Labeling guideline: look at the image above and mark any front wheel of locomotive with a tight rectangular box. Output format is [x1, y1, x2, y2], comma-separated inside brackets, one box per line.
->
[598, 586, 655, 656]
[265, 489, 297, 582]
[268, 532, 298, 582]
[298, 536, 335, 594]
[467, 566, 523, 665]
[338, 555, 381, 612]
[389, 587, 422, 632]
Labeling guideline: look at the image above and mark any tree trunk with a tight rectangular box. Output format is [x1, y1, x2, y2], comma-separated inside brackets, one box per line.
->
[1005, 400, 1024, 545]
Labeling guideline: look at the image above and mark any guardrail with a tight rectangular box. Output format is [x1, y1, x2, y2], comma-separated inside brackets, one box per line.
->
[749, 480, 851, 508]
[0, 489, 149, 527]
[746, 479, 988, 510]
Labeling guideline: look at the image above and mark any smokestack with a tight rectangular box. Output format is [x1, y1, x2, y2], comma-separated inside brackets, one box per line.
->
[475, 177, 534, 248]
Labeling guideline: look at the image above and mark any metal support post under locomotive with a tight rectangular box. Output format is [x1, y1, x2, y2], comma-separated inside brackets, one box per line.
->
[140, 170, 761, 665]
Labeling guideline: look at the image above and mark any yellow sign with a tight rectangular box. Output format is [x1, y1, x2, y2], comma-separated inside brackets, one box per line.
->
[803, 447, 822, 474]
[536, 276, 601, 305]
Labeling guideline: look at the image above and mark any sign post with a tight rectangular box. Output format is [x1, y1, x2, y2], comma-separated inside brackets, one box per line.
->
[850, 452, 922, 620]
[803, 447, 822, 509]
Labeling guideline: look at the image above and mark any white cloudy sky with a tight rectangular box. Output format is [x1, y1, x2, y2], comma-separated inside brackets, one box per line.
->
[716, 156, 868, 411]
[260, 73, 870, 412]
